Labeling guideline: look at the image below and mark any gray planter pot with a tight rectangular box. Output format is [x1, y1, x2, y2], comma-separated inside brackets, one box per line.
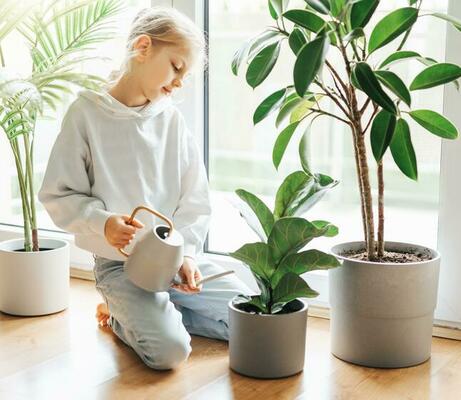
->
[228, 298, 308, 378]
[329, 241, 440, 368]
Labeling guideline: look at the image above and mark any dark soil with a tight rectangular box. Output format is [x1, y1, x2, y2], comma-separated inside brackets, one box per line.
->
[235, 299, 304, 315]
[340, 247, 433, 263]
[15, 248, 53, 252]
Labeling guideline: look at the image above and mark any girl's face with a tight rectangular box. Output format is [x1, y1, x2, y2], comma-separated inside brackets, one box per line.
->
[133, 36, 193, 102]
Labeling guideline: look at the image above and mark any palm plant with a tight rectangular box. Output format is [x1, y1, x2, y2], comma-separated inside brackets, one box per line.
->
[231, 0, 461, 261]
[0, 0, 123, 251]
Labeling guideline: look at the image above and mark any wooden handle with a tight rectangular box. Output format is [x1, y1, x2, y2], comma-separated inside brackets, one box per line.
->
[118, 205, 174, 258]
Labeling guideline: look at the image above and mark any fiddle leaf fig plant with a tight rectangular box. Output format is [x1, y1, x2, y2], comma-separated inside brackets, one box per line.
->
[229, 171, 341, 314]
[230, 0, 461, 261]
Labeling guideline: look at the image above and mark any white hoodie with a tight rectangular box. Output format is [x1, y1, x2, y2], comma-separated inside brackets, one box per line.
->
[38, 89, 211, 261]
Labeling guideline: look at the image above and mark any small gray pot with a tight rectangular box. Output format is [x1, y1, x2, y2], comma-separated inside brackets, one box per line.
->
[228, 298, 308, 379]
[329, 241, 440, 368]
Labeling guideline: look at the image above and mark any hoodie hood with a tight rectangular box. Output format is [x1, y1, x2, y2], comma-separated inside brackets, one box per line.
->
[78, 89, 172, 119]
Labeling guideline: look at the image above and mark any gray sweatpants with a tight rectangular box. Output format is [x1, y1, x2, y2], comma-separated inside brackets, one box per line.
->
[93, 254, 252, 370]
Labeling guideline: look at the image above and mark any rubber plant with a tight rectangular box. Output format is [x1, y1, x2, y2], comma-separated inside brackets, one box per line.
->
[0, 0, 123, 251]
[230, 0, 460, 261]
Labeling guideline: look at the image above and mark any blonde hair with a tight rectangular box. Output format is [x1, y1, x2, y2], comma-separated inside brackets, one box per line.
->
[108, 6, 207, 84]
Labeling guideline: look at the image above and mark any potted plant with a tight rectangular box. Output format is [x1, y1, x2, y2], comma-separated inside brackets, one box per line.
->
[0, 0, 122, 316]
[228, 172, 341, 378]
[230, 0, 460, 368]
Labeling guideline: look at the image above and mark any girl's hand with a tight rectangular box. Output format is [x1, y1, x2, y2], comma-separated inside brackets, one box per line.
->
[104, 214, 144, 248]
[171, 256, 203, 294]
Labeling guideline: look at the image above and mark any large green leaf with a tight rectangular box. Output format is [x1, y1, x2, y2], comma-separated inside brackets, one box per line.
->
[272, 273, 319, 306]
[390, 118, 417, 180]
[294, 35, 329, 97]
[350, 0, 379, 29]
[374, 70, 411, 106]
[274, 170, 338, 218]
[253, 88, 287, 124]
[268, 217, 333, 263]
[247, 29, 283, 61]
[329, 0, 345, 18]
[271, 249, 340, 287]
[246, 41, 281, 88]
[410, 63, 461, 91]
[283, 9, 325, 33]
[368, 7, 418, 54]
[311, 220, 339, 237]
[370, 110, 396, 162]
[353, 62, 397, 114]
[409, 110, 458, 139]
[273, 121, 300, 170]
[235, 189, 275, 239]
[228, 242, 275, 281]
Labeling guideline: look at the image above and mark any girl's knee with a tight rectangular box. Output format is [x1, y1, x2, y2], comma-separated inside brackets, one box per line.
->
[140, 333, 192, 370]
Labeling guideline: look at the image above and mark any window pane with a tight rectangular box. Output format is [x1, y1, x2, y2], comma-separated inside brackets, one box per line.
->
[0, 1, 151, 231]
[207, 0, 449, 254]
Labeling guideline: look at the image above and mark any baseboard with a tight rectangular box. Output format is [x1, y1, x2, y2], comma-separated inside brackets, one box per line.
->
[70, 270, 461, 341]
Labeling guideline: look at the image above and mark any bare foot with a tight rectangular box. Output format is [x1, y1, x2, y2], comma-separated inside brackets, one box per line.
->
[96, 303, 110, 327]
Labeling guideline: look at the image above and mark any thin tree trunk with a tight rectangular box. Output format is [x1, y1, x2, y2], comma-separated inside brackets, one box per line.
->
[377, 160, 384, 258]
[349, 89, 376, 260]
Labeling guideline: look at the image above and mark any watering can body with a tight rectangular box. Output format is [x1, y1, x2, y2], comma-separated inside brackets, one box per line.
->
[119, 206, 184, 292]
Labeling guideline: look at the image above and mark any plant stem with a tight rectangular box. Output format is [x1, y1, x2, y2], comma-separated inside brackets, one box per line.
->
[336, 25, 376, 258]
[24, 127, 38, 251]
[310, 107, 350, 124]
[377, 160, 384, 258]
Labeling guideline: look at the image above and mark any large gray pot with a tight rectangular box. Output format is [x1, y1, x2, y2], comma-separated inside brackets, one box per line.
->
[329, 241, 440, 368]
[228, 298, 308, 378]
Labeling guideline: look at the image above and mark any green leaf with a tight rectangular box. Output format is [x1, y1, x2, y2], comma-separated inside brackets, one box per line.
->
[350, 0, 379, 29]
[409, 110, 459, 139]
[229, 242, 275, 281]
[235, 189, 275, 239]
[379, 50, 421, 68]
[304, 0, 330, 14]
[368, 7, 418, 54]
[272, 273, 319, 305]
[370, 110, 397, 162]
[410, 63, 461, 91]
[253, 88, 287, 124]
[353, 62, 397, 114]
[329, 0, 345, 18]
[374, 70, 411, 106]
[283, 9, 325, 33]
[272, 249, 340, 287]
[289, 28, 308, 55]
[246, 41, 281, 88]
[390, 119, 417, 180]
[299, 126, 310, 173]
[430, 12, 461, 32]
[276, 92, 314, 127]
[290, 96, 317, 123]
[274, 171, 339, 218]
[268, 0, 278, 19]
[268, 217, 332, 263]
[273, 121, 300, 170]
[294, 35, 329, 97]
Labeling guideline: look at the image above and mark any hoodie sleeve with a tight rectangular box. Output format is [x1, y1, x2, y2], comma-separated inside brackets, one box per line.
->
[38, 102, 114, 236]
[172, 121, 212, 259]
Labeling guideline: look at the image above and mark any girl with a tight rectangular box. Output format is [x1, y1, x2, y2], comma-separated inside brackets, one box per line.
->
[38, 7, 251, 370]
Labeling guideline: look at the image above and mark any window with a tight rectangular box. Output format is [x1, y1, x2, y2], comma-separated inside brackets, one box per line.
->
[206, 0, 449, 256]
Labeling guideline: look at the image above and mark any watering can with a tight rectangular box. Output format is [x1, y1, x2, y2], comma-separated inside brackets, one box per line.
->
[118, 205, 184, 292]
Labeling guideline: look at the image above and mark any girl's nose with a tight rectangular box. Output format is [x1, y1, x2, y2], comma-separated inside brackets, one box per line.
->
[172, 78, 183, 88]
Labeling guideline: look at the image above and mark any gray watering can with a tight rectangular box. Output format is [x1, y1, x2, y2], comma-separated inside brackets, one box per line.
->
[118, 205, 184, 292]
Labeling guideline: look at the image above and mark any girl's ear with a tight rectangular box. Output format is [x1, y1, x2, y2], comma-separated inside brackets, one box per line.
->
[133, 34, 152, 62]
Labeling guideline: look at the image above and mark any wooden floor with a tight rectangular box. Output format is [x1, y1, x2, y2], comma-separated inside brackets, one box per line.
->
[1, 279, 461, 400]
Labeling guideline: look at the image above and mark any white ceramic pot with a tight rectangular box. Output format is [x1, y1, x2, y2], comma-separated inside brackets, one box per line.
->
[0, 238, 70, 316]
